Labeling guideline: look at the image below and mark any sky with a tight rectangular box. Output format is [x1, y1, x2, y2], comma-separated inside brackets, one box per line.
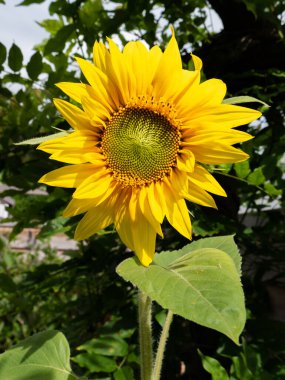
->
[0, 0, 51, 61]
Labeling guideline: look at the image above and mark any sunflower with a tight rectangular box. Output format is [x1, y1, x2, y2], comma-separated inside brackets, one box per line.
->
[38, 30, 261, 266]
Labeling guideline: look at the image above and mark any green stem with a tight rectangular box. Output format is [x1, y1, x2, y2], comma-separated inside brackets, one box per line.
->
[138, 291, 153, 380]
[152, 310, 174, 380]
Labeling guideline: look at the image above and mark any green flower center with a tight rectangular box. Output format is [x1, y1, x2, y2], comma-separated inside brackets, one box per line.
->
[101, 107, 180, 185]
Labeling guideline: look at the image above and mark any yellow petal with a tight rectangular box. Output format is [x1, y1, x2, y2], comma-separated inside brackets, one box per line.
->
[56, 82, 88, 104]
[191, 53, 203, 71]
[73, 171, 113, 199]
[53, 98, 92, 131]
[189, 143, 249, 164]
[138, 186, 163, 237]
[63, 198, 97, 217]
[177, 79, 227, 117]
[183, 181, 217, 208]
[188, 165, 226, 197]
[176, 151, 195, 173]
[163, 179, 192, 240]
[130, 208, 156, 267]
[186, 104, 262, 129]
[147, 182, 164, 223]
[153, 29, 182, 92]
[93, 40, 109, 72]
[75, 197, 115, 240]
[39, 164, 97, 188]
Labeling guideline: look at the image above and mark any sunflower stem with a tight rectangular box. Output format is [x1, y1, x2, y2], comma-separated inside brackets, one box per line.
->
[138, 291, 153, 380]
[152, 310, 174, 380]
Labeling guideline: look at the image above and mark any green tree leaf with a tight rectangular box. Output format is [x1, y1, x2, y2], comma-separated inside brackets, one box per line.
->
[113, 366, 135, 380]
[26, 51, 43, 80]
[72, 353, 117, 373]
[8, 43, 23, 72]
[247, 167, 266, 186]
[0, 42, 7, 65]
[223, 96, 269, 106]
[198, 350, 229, 380]
[0, 330, 79, 380]
[117, 244, 245, 344]
[234, 161, 250, 179]
[0, 273, 17, 293]
[77, 335, 128, 357]
[17, 0, 46, 5]
[44, 24, 74, 55]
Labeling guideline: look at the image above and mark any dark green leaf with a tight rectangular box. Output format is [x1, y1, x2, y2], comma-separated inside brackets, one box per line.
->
[72, 352, 117, 373]
[26, 51, 43, 80]
[0, 273, 17, 293]
[17, 0, 45, 5]
[198, 350, 229, 380]
[8, 43, 23, 72]
[77, 335, 128, 357]
[0, 42, 7, 65]
[44, 24, 74, 55]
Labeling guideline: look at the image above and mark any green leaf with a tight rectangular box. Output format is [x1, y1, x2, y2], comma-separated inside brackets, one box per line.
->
[113, 367, 135, 380]
[26, 51, 43, 80]
[234, 161, 250, 179]
[198, 350, 229, 380]
[247, 167, 266, 186]
[15, 131, 70, 145]
[72, 352, 117, 373]
[77, 335, 128, 357]
[0, 273, 17, 293]
[8, 43, 23, 72]
[17, 0, 45, 5]
[0, 42, 7, 65]
[264, 182, 282, 197]
[117, 242, 245, 344]
[223, 96, 269, 107]
[44, 24, 74, 55]
[0, 330, 79, 380]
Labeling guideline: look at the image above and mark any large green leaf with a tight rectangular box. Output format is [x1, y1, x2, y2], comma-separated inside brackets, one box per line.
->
[117, 241, 245, 344]
[0, 330, 79, 380]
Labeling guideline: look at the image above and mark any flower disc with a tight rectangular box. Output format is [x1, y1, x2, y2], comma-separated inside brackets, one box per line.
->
[101, 107, 180, 185]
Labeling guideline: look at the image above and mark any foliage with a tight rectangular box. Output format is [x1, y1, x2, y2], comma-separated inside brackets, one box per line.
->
[0, 0, 284, 379]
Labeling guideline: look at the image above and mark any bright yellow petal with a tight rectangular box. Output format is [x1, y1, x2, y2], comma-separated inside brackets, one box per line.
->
[56, 82, 88, 104]
[182, 181, 217, 208]
[163, 179, 192, 240]
[53, 99, 93, 131]
[176, 150, 195, 173]
[189, 143, 249, 164]
[188, 165, 226, 197]
[147, 182, 164, 223]
[191, 53, 203, 71]
[75, 199, 114, 240]
[183, 104, 262, 129]
[93, 40, 109, 72]
[138, 186, 163, 237]
[130, 207, 156, 267]
[39, 164, 97, 188]
[177, 79, 227, 117]
[73, 171, 113, 199]
[152, 29, 182, 93]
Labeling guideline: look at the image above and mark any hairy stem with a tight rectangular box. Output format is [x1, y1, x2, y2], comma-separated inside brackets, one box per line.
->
[152, 310, 174, 380]
[138, 291, 153, 380]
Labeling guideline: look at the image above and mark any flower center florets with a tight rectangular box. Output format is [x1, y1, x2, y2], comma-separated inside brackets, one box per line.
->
[101, 104, 180, 186]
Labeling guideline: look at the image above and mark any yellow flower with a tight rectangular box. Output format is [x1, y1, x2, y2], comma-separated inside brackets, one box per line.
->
[38, 30, 261, 266]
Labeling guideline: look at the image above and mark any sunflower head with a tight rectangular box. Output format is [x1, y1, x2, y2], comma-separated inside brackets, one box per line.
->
[38, 30, 261, 266]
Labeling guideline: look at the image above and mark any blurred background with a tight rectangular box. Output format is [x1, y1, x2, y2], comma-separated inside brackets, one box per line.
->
[0, 0, 284, 379]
